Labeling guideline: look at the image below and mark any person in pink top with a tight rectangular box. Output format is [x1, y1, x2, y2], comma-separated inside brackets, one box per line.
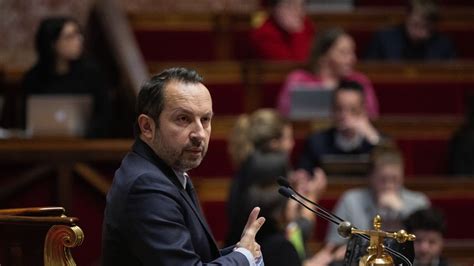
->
[277, 28, 379, 118]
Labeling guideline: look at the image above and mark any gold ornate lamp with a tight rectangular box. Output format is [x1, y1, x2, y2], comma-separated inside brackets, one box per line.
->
[350, 215, 416, 266]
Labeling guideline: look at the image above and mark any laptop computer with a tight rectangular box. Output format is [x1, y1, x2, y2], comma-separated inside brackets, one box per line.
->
[289, 87, 334, 120]
[26, 94, 92, 137]
[320, 154, 371, 176]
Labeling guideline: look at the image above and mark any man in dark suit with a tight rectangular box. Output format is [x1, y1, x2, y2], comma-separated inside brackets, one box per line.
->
[102, 67, 265, 265]
[298, 80, 381, 175]
[365, 0, 456, 61]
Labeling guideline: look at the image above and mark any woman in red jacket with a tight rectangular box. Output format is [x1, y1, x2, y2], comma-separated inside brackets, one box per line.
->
[250, 0, 316, 61]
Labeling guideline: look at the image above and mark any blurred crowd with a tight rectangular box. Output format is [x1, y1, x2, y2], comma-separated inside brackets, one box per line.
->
[0, 0, 472, 265]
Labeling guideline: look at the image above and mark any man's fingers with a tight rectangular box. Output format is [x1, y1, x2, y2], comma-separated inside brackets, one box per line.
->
[243, 207, 260, 231]
[244, 216, 266, 239]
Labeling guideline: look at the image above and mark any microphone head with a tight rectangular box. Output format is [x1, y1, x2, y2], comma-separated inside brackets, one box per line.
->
[337, 221, 353, 238]
[278, 187, 293, 199]
[277, 176, 290, 187]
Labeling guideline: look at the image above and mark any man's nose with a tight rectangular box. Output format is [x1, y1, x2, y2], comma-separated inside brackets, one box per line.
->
[190, 120, 206, 141]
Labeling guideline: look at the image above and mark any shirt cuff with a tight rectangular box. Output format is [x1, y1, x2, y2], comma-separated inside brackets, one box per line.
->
[234, 247, 264, 266]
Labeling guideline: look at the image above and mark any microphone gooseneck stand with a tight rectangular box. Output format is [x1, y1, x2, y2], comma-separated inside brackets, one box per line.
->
[277, 177, 413, 266]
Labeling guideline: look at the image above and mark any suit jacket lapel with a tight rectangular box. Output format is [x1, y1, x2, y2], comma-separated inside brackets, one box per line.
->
[133, 138, 219, 256]
[179, 189, 219, 255]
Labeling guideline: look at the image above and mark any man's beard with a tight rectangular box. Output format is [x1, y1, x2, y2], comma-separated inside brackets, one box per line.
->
[153, 132, 208, 172]
[173, 142, 208, 172]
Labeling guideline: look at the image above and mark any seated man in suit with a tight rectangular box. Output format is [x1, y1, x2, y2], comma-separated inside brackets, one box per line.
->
[298, 80, 381, 175]
[102, 67, 265, 265]
[365, 0, 456, 61]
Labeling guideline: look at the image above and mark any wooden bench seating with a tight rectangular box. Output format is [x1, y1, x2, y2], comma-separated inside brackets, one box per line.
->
[0, 115, 463, 177]
[148, 61, 474, 116]
[356, 0, 473, 7]
[129, 8, 474, 60]
[196, 177, 474, 243]
[243, 61, 474, 115]
[4, 60, 474, 117]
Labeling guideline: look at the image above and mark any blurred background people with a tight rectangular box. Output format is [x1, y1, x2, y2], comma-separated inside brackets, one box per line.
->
[321, 146, 430, 262]
[448, 94, 474, 175]
[365, 0, 456, 61]
[228, 108, 294, 169]
[243, 182, 339, 266]
[21, 16, 110, 137]
[278, 27, 378, 117]
[226, 108, 327, 253]
[250, 0, 315, 61]
[240, 164, 304, 265]
[298, 80, 381, 174]
[404, 208, 449, 266]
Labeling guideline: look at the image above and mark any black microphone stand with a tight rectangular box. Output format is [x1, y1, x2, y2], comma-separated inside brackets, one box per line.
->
[278, 179, 413, 266]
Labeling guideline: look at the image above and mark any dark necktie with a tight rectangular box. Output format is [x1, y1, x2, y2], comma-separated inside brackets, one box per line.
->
[184, 173, 220, 256]
[184, 174, 198, 208]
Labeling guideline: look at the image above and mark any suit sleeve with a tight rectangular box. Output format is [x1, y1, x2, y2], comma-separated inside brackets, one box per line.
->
[126, 174, 249, 266]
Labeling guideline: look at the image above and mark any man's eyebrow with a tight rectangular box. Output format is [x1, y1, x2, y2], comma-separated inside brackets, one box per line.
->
[170, 107, 193, 115]
[205, 111, 214, 118]
[170, 108, 214, 117]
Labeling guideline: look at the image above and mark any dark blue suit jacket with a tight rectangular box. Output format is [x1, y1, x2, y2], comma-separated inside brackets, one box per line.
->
[298, 127, 375, 174]
[102, 138, 248, 265]
[365, 25, 456, 61]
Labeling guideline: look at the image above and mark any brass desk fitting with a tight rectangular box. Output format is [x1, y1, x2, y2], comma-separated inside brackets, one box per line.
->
[351, 215, 416, 266]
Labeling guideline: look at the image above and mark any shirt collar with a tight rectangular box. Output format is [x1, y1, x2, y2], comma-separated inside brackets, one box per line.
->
[335, 131, 364, 152]
[172, 169, 188, 190]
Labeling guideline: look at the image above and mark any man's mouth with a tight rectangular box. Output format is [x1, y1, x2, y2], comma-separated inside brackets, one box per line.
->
[185, 148, 202, 154]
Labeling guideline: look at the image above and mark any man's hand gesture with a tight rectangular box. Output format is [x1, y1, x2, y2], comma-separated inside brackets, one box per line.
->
[237, 207, 266, 260]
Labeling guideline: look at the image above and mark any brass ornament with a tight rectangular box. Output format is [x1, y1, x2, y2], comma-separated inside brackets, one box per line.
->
[351, 215, 416, 266]
[44, 224, 84, 266]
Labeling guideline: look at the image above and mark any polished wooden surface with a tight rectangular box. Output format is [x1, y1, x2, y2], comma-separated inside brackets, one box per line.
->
[0, 206, 65, 217]
[147, 61, 474, 84]
[0, 138, 132, 162]
[194, 175, 474, 202]
[0, 207, 78, 225]
[0, 115, 462, 160]
[128, 8, 474, 30]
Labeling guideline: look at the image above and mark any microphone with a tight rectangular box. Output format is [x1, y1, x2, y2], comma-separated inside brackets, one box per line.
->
[277, 177, 413, 266]
[277, 186, 292, 198]
[278, 177, 345, 224]
[277, 176, 290, 187]
[278, 187, 345, 226]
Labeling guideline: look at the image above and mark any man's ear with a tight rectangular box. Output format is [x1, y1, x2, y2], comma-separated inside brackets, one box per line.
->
[137, 114, 156, 141]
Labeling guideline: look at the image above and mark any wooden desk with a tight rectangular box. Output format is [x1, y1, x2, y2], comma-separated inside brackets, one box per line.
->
[0, 139, 131, 212]
[0, 138, 473, 263]
[0, 138, 131, 162]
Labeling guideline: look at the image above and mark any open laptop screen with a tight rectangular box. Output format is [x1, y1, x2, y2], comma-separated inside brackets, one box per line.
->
[289, 87, 333, 120]
[26, 94, 92, 137]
